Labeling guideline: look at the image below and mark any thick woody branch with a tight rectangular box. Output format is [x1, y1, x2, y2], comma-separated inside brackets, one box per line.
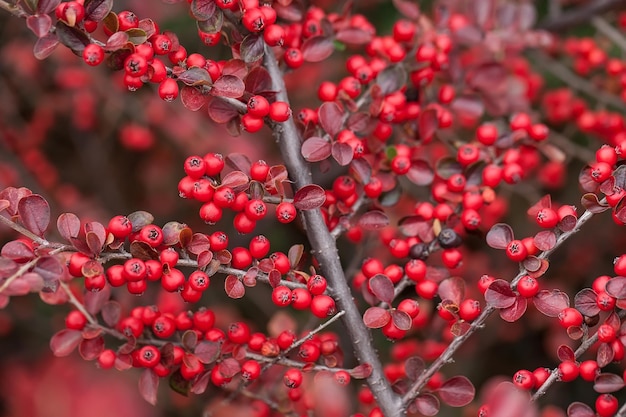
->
[262, 45, 403, 417]
[538, 0, 626, 32]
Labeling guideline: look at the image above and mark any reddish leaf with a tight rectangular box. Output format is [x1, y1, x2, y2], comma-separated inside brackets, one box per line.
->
[27, 14, 52, 38]
[605, 276, 626, 299]
[486, 223, 514, 249]
[413, 393, 440, 416]
[211, 75, 245, 98]
[245, 67, 273, 95]
[335, 28, 373, 45]
[567, 326, 584, 340]
[79, 335, 104, 360]
[225, 275, 245, 299]
[225, 153, 251, 173]
[218, 357, 241, 378]
[50, 329, 82, 356]
[207, 96, 239, 123]
[57, 213, 81, 241]
[567, 402, 595, 417]
[597, 342, 614, 367]
[178, 68, 212, 87]
[129, 241, 159, 261]
[581, 193, 609, 213]
[404, 356, 425, 381]
[358, 210, 389, 230]
[221, 59, 247, 78]
[194, 341, 221, 364]
[180, 86, 209, 111]
[406, 160, 434, 186]
[55, 21, 90, 54]
[127, 211, 154, 232]
[438, 277, 465, 305]
[162, 221, 191, 246]
[594, 373, 625, 393]
[376, 65, 407, 95]
[268, 269, 281, 288]
[484, 279, 516, 308]
[34, 256, 63, 282]
[1, 240, 35, 262]
[578, 167, 598, 192]
[190, 371, 210, 395]
[369, 274, 394, 304]
[84, 0, 113, 21]
[499, 295, 527, 322]
[437, 376, 475, 407]
[240, 34, 265, 63]
[38, 0, 61, 14]
[533, 230, 556, 252]
[398, 216, 433, 239]
[418, 108, 438, 143]
[574, 288, 601, 316]
[391, 309, 412, 331]
[190, 0, 216, 20]
[392, 0, 420, 19]
[18, 194, 50, 237]
[351, 159, 372, 185]
[84, 284, 110, 315]
[301, 136, 332, 162]
[557, 344, 575, 362]
[332, 142, 353, 166]
[614, 198, 626, 224]
[139, 368, 159, 405]
[524, 257, 550, 279]
[287, 244, 303, 268]
[363, 306, 391, 328]
[182, 330, 199, 351]
[318, 102, 344, 137]
[294, 185, 326, 210]
[196, 9, 223, 33]
[349, 363, 372, 379]
[435, 157, 463, 180]
[534, 290, 570, 317]
[220, 171, 250, 191]
[101, 300, 121, 327]
[301, 36, 334, 62]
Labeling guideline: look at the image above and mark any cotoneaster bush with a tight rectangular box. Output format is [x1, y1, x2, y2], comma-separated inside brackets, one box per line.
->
[1, 1, 626, 417]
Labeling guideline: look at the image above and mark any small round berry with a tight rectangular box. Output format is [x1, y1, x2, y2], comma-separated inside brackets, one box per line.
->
[269, 101, 291, 122]
[284, 368, 303, 388]
[512, 369, 535, 390]
[276, 201, 297, 224]
[558, 307, 583, 328]
[310, 294, 336, 318]
[82, 44, 104, 66]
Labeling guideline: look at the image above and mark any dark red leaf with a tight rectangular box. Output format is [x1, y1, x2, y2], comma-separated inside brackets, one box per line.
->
[196, 9, 223, 33]
[245, 67, 273, 95]
[485, 279, 516, 308]
[190, 371, 210, 395]
[533, 230, 556, 252]
[605, 276, 626, 299]
[525, 257, 550, 279]
[182, 330, 198, 351]
[225, 153, 251, 173]
[225, 275, 245, 299]
[438, 277, 465, 305]
[534, 289, 570, 317]
[38, 0, 61, 14]
[597, 342, 614, 367]
[567, 402, 595, 417]
[220, 170, 249, 191]
[187, 233, 211, 255]
[84, 284, 110, 315]
[581, 193, 610, 213]
[391, 309, 412, 331]
[413, 394, 440, 416]
[207, 96, 240, 123]
[398, 216, 433, 240]
[50, 329, 82, 356]
[294, 185, 326, 210]
[211, 75, 245, 98]
[369, 274, 395, 304]
[268, 269, 281, 288]
[567, 326, 584, 340]
[221, 59, 247, 78]
[450, 96, 484, 124]
[1, 240, 35, 262]
[34, 256, 63, 282]
[178, 67, 212, 86]
[574, 288, 600, 316]
[84, 0, 113, 21]
[332, 142, 353, 166]
[499, 295, 527, 322]
[27, 14, 52, 38]
[301, 136, 332, 162]
[55, 21, 90, 54]
[180, 86, 209, 111]
[301, 36, 334, 62]
[346, 112, 371, 133]
[437, 376, 475, 407]
[376, 65, 407, 95]
[162, 221, 191, 246]
[404, 356, 425, 381]
[392, 0, 420, 19]
[335, 28, 373, 45]
[358, 210, 389, 230]
[578, 166, 598, 192]
[558, 214, 577, 232]
[418, 108, 438, 143]
[190, 0, 216, 21]
[129, 241, 159, 261]
[486, 223, 514, 249]
[435, 157, 463, 180]
[287, 244, 303, 268]
[351, 159, 372, 185]
[557, 344, 575, 362]
[614, 198, 626, 224]
[194, 341, 221, 364]
[349, 363, 372, 379]
[363, 306, 391, 328]
[101, 300, 121, 327]
[57, 213, 81, 241]
[79, 335, 104, 360]
[139, 368, 159, 405]
[594, 373, 625, 393]
[240, 34, 265, 63]
[17, 194, 49, 237]
[127, 211, 154, 232]
[406, 160, 434, 186]
[318, 102, 344, 137]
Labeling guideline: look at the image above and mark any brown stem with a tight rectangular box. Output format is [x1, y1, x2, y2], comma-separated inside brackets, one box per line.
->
[0, 213, 49, 246]
[538, 0, 626, 32]
[262, 44, 403, 416]
[0, 0, 27, 18]
[401, 201, 599, 409]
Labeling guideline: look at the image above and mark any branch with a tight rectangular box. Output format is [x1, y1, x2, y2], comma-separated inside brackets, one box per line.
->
[538, 0, 626, 32]
[0, 0, 27, 18]
[401, 201, 600, 409]
[262, 44, 403, 417]
[0, 213, 50, 246]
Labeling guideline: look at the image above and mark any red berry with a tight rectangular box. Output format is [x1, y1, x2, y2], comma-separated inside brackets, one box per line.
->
[269, 101, 291, 122]
[310, 294, 336, 318]
[505, 239, 528, 262]
[284, 368, 303, 388]
[517, 275, 539, 298]
[271, 285, 292, 307]
[276, 201, 297, 224]
[558, 307, 583, 328]
[596, 394, 619, 417]
[558, 360, 579, 382]
[247, 95, 270, 118]
[82, 44, 104, 66]
[513, 369, 535, 390]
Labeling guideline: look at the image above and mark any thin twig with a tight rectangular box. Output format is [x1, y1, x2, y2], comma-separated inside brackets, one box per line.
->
[539, 0, 626, 32]
[0, 0, 27, 18]
[0, 214, 49, 245]
[591, 16, 626, 52]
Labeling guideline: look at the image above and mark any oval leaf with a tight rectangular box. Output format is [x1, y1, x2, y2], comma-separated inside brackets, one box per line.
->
[414, 393, 440, 416]
[605, 277, 626, 299]
[369, 274, 394, 304]
[332, 142, 353, 166]
[50, 329, 82, 357]
[194, 341, 221, 364]
[18, 194, 50, 236]
[581, 193, 609, 213]
[486, 223, 514, 249]
[211, 75, 245, 98]
[533, 289, 570, 317]
[301, 36, 334, 62]
[318, 102, 343, 137]
[574, 288, 601, 316]
[405, 356, 425, 381]
[358, 210, 389, 230]
[594, 373, 625, 393]
[597, 342, 615, 368]
[349, 363, 372, 379]
[225, 275, 245, 299]
[363, 306, 391, 328]
[391, 309, 412, 331]
[557, 344, 576, 362]
[57, 212, 81, 240]
[533, 230, 556, 252]
[499, 295, 527, 322]
[567, 402, 595, 417]
[406, 160, 434, 186]
[301, 136, 332, 162]
[438, 277, 465, 305]
[294, 184, 326, 210]
[485, 279, 516, 308]
[437, 375, 475, 407]
[27, 14, 52, 38]
[139, 368, 159, 405]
